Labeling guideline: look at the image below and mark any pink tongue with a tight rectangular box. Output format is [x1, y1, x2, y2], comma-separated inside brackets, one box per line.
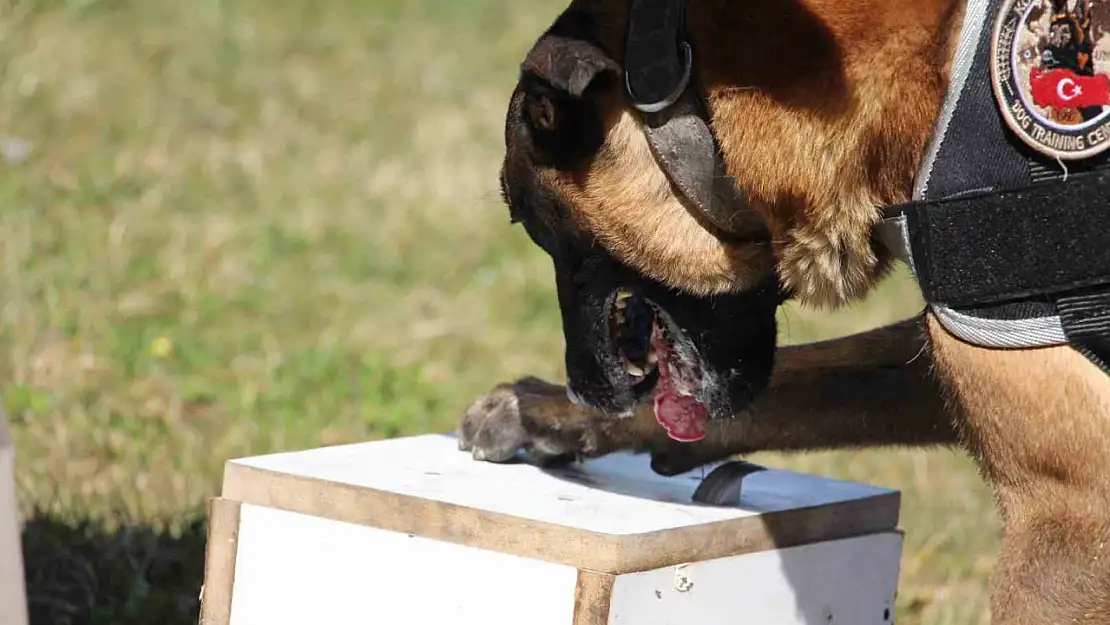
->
[654, 391, 707, 443]
[651, 330, 708, 443]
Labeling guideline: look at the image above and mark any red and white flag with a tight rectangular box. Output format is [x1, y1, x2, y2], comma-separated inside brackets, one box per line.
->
[1029, 67, 1110, 110]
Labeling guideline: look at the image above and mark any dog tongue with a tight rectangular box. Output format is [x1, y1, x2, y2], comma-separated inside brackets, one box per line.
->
[654, 390, 707, 442]
[651, 328, 708, 443]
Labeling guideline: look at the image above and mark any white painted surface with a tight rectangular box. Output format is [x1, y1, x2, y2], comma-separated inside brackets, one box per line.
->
[231, 433, 896, 536]
[0, 407, 29, 625]
[228, 503, 579, 625]
[608, 532, 904, 625]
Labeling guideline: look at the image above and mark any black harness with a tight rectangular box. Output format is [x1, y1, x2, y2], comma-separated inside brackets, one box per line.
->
[624, 0, 1110, 373]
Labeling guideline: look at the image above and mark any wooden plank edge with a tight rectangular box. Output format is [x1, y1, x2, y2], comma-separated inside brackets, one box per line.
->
[221, 462, 627, 572]
[223, 462, 901, 576]
[198, 497, 242, 625]
[612, 490, 903, 574]
[573, 570, 615, 625]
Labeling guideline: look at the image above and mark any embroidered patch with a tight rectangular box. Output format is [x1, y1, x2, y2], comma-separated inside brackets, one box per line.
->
[992, 0, 1110, 160]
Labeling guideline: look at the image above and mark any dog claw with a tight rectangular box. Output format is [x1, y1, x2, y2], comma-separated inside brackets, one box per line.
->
[472, 447, 487, 461]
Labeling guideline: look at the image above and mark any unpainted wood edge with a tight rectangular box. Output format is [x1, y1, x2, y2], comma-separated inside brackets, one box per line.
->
[614, 491, 902, 574]
[222, 463, 627, 572]
[222, 462, 902, 575]
[198, 497, 242, 625]
[573, 570, 615, 625]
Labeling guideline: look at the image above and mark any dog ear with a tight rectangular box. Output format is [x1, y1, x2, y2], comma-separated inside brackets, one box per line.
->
[521, 36, 620, 100]
[517, 36, 618, 166]
[520, 36, 620, 135]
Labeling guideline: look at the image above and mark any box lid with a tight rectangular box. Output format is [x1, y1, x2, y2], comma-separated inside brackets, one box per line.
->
[221, 433, 899, 574]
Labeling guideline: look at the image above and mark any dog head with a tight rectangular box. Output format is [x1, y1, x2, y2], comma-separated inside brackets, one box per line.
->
[499, 0, 949, 434]
[501, 29, 782, 430]
[1044, 0, 1094, 74]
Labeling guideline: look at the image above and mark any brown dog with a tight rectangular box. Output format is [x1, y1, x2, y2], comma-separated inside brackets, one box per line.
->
[457, 0, 1110, 622]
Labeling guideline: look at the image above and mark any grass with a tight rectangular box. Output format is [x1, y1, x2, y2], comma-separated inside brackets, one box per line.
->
[0, 0, 997, 623]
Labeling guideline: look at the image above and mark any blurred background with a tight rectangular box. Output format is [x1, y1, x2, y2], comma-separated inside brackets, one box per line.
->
[0, 1, 997, 623]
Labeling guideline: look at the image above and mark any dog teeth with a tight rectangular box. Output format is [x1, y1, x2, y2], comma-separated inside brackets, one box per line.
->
[625, 362, 645, 377]
[647, 349, 658, 364]
[615, 298, 628, 310]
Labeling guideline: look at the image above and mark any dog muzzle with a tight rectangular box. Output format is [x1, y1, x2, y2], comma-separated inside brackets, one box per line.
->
[624, 0, 1110, 374]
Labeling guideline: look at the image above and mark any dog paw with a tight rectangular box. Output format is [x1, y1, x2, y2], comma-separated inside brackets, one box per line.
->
[457, 383, 533, 463]
[456, 378, 737, 477]
[456, 377, 593, 466]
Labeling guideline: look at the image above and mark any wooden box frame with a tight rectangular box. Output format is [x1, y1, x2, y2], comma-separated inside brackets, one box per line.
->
[199, 433, 904, 625]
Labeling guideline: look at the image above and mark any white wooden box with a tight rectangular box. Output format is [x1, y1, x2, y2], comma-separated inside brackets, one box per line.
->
[0, 406, 29, 625]
[198, 433, 904, 625]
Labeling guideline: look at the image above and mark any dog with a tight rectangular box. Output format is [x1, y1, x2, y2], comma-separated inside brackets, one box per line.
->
[456, 0, 1110, 622]
[1043, 0, 1099, 123]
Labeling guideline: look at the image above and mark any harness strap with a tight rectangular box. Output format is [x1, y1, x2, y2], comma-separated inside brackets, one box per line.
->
[624, 0, 768, 240]
[1057, 288, 1110, 371]
[880, 0, 1110, 373]
[883, 169, 1110, 309]
[641, 91, 767, 237]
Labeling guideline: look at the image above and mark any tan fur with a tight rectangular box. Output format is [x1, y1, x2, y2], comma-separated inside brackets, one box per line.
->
[540, 0, 958, 308]
[554, 110, 775, 295]
[461, 0, 1110, 622]
[695, 0, 961, 306]
[927, 318, 1110, 623]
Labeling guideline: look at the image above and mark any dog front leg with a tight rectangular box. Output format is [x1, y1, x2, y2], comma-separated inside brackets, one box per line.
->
[458, 314, 959, 473]
[649, 315, 959, 474]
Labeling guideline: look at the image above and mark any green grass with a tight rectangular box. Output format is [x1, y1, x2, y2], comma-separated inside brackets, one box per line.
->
[0, 1, 997, 623]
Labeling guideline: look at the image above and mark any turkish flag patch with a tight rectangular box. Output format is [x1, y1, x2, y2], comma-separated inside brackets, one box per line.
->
[1029, 67, 1110, 111]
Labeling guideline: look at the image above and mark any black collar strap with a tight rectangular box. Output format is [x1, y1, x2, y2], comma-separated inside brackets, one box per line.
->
[877, 0, 1110, 372]
[623, 0, 768, 239]
[624, 0, 691, 113]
